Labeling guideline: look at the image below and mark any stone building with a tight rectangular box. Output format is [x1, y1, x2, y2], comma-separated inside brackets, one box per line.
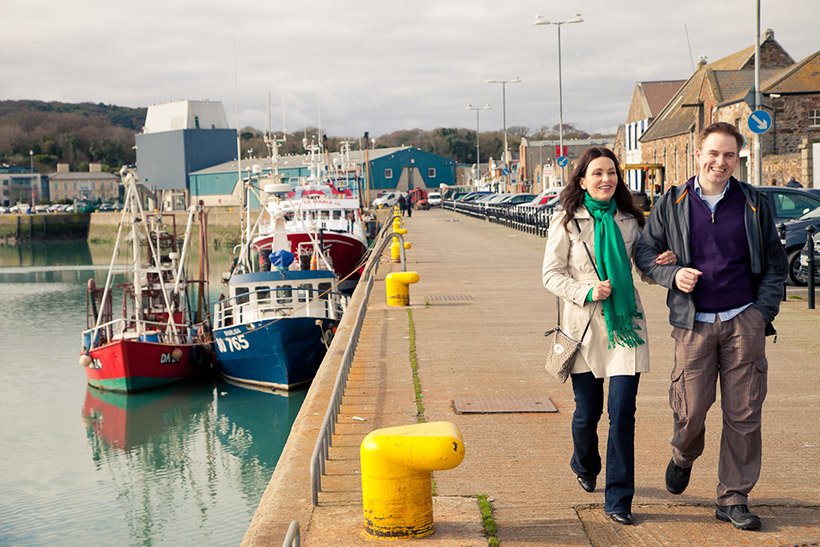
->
[637, 29, 819, 188]
[48, 163, 118, 202]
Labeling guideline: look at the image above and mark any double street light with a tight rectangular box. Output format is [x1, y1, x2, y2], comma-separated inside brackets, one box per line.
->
[534, 12, 583, 186]
[465, 103, 491, 181]
[486, 77, 521, 191]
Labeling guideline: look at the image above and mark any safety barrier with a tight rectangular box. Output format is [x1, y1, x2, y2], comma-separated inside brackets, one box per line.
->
[281, 520, 300, 546]
[309, 214, 407, 506]
[442, 199, 554, 237]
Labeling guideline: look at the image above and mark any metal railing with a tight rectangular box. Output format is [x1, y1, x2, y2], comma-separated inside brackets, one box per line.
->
[309, 217, 404, 506]
[281, 520, 300, 547]
[442, 199, 554, 237]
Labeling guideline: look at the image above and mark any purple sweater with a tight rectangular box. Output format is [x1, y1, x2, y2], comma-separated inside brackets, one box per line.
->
[688, 180, 754, 312]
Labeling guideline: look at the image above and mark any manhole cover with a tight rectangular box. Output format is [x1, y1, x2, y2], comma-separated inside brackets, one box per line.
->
[452, 396, 558, 414]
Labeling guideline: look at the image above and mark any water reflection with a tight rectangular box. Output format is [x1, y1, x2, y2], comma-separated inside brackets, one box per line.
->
[80, 379, 306, 544]
[0, 239, 93, 267]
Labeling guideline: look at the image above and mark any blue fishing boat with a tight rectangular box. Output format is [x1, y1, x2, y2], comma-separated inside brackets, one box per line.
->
[212, 269, 344, 390]
[212, 159, 348, 391]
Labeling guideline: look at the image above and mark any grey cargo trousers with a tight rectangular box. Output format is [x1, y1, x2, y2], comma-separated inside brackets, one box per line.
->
[669, 305, 768, 505]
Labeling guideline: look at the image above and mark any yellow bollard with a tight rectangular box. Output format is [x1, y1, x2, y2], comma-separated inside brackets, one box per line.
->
[390, 238, 401, 262]
[385, 271, 419, 306]
[361, 421, 465, 539]
[392, 216, 403, 231]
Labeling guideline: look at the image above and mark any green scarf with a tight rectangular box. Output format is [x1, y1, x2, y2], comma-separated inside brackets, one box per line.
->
[583, 193, 645, 348]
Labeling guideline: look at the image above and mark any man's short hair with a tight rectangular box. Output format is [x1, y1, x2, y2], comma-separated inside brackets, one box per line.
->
[698, 122, 744, 151]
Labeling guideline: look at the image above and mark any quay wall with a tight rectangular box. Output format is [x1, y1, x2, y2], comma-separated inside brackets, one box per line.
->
[0, 213, 90, 242]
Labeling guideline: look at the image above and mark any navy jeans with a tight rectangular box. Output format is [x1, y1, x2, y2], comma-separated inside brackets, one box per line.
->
[570, 372, 641, 514]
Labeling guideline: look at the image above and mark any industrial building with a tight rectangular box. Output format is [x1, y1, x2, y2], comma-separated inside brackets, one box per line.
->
[189, 146, 456, 208]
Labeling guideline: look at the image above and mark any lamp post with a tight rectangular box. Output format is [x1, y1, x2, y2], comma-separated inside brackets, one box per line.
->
[486, 77, 521, 192]
[29, 149, 35, 206]
[534, 12, 583, 186]
[465, 104, 491, 183]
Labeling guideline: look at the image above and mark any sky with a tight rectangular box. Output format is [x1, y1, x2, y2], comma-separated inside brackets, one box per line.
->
[3, 0, 817, 139]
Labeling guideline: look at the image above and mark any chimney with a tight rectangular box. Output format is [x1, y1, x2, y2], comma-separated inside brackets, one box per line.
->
[696, 55, 708, 69]
[57, 163, 70, 173]
[763, 28, 774, 42]
[89, 162, 102, 173]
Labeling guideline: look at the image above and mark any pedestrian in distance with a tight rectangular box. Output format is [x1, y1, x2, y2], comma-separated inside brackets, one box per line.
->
[398, 194, 407, 217]
[406, 192, 413, 217]
[542, 147, 676, 526]
[785, 176, 803, 188]
[636, 122, 788, 531]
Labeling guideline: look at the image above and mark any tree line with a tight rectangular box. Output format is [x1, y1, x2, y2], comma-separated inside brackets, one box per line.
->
[0, 100, 608, 173]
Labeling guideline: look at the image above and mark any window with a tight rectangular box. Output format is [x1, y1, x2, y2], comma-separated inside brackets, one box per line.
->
[256, 286, 271, 304]
[428, 168, 436, 178]
[810, 109, 820, 128]
[318, 282, 331, 300]
[384, 168, 393, 179]
[194, 116, 200, 129]
[235, 287, 250, 305]
[277, 284, 293, 305]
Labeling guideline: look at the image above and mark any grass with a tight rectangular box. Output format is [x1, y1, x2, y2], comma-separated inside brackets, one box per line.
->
[406, 308, 425, 423]
[476, 494, 499, 546]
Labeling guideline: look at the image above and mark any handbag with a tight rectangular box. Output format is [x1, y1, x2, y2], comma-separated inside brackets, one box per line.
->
[543, 299, 596, 383]
[543, 219, 600, 383]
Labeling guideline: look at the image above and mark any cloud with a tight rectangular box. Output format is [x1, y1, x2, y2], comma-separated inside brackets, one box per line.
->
[2, 0, 816, 138]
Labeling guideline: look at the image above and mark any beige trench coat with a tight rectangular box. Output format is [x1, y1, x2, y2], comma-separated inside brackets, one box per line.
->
[542, 206, 650, 378]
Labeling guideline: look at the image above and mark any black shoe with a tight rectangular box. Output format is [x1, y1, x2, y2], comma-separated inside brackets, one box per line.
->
[665, 458, 691, 495]
[606, 512, 634, 525]
[715, 504, 761, 530]
[576, 474, 596, 492]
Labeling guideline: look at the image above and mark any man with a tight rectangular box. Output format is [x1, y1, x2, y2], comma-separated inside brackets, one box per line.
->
[785, 176, 803, 188]
[636, 122, 787, 531]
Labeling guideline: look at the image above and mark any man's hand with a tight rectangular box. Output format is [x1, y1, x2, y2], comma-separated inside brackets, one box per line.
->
[591, 279, 612, 301]
[675, 268, 703, 293]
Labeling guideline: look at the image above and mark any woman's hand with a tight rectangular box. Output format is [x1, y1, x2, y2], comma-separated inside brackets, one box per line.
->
[591, 279, 612, 301]
[655, 250, 677, 265]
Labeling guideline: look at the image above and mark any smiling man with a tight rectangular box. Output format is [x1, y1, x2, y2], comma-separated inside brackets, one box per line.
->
[635, 122, 787, 530]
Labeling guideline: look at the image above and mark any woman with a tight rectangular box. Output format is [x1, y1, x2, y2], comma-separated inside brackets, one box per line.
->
[542, 147, 673, 525]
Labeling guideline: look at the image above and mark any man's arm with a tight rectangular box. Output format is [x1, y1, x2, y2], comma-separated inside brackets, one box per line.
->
[753, 196, 788, 323]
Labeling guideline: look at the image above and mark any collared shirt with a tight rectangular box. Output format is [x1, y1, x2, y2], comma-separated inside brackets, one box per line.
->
[692, 177, 752, 324]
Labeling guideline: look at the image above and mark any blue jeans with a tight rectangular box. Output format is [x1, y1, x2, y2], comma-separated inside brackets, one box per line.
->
[570, 372, 641, 514]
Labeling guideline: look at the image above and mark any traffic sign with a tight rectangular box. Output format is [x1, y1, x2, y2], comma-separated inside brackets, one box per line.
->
[557, 156, 569, 168]
[501, 167, 510, 176]
[748, 110, 772, 134]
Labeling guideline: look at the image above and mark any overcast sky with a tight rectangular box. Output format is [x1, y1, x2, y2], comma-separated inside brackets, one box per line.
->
[3, 0, 817, 138]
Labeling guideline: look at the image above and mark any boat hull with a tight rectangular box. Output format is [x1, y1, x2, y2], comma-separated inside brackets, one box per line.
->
[84, 339, 211, 393]
[255, 232, 366, 280]
[213, 317, 336, 391]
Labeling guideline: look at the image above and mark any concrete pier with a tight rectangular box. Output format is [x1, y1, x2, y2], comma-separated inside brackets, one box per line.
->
[244, 207, 819, 545]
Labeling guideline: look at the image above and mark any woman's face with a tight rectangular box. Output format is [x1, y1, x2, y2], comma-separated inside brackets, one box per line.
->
[580, 156, 618, 202]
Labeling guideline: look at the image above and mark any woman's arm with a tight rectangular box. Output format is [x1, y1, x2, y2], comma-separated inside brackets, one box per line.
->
[542, 211, 595, 305]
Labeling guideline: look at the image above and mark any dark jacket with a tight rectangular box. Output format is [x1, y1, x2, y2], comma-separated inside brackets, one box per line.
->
[635, 176, 787, 330]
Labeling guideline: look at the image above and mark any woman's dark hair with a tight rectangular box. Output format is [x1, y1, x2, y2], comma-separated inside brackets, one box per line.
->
[559, 147, 645, 228]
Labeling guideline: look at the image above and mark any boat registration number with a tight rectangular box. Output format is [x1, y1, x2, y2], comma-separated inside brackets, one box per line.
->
[216, 334, 250, 353]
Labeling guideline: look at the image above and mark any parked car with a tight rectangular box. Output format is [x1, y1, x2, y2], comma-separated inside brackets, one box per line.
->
[372, 192, 403, 208]
[427, 192, 442, 207]
[457, 191, 492, 202]
[780, 206, 820, 285]
[797, 235, 820, 284]
[757, 186, 820, 225]
[34, 205, 50, 214]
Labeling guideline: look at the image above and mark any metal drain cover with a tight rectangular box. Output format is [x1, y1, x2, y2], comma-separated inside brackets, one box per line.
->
[452, 396, 558, 414]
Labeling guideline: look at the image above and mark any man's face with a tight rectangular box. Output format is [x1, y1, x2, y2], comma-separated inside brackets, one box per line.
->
[695, 132, 740, 187]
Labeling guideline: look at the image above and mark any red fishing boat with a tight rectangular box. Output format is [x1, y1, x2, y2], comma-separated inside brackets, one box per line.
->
[79, 167, 212, 393]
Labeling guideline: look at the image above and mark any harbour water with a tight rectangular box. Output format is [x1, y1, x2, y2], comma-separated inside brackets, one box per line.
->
[0, 241, 306, 545]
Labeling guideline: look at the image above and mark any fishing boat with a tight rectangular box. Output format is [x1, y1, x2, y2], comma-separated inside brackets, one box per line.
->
[252, 137, 369, 291]
[212, 164, 348, 391]
[79, 166, 213, 393]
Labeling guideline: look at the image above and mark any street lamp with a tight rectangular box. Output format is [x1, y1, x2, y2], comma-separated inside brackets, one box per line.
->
[486, 77, 521, 191]
[534, 12, 583, 186]
[29, 150, 35, 206]
[465, 104, 491, 182]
